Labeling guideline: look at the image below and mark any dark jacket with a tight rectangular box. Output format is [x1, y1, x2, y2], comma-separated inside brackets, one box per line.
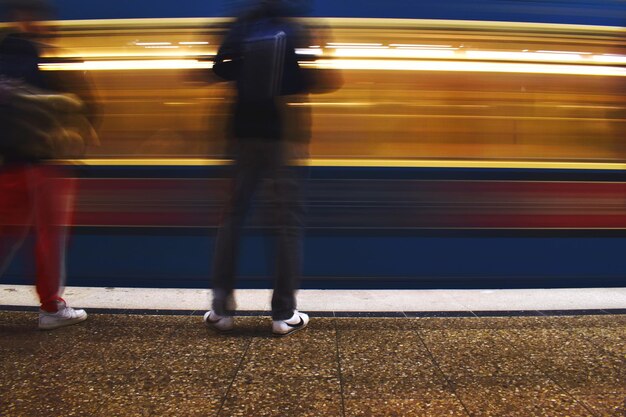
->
[0, 32, 47, 163]
[0, 32, 99, 163]
[213, 5, 313, 141]
[0, 32, 47, 89]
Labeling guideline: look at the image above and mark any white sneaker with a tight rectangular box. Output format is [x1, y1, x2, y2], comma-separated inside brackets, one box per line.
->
[272, 310, 309, 336]
[203, 310, 234, 332]
[38, 302, 88, 330]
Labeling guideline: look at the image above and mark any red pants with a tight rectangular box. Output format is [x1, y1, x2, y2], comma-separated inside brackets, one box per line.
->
[0, 164, 76, 312]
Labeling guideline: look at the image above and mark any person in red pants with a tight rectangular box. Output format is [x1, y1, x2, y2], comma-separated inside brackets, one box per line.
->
[0, 165, 86, 329]
[0, 0, 87, 329]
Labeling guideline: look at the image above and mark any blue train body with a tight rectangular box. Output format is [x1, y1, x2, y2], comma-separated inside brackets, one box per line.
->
[4, 166, 626, 290]
[1, 2, 625, 290]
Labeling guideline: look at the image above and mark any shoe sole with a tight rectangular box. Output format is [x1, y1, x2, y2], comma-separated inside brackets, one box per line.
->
[272, 322, 308, 337]
[203, 317, 234, 332]
[38, 314, 88, 330]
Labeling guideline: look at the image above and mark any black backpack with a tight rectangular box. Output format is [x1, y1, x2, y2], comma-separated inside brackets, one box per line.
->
[236, 18, 305, 103]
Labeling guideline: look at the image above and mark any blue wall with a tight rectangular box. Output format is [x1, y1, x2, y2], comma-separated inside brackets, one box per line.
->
[45, 0, 626, 26]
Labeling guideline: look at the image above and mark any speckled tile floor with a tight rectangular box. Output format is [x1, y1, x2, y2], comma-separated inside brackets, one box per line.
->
[0, 311, 624, 417]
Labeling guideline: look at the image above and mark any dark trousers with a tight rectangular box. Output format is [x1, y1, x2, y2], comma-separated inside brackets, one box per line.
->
[211, 139, 304, 320]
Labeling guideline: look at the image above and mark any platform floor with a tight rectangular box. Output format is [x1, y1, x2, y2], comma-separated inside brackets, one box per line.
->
[1, 310, 624, 416]
[3, 285, 626, 312]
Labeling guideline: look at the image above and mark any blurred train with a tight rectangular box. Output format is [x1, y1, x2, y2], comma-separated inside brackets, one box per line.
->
[1, 0, 626, 289]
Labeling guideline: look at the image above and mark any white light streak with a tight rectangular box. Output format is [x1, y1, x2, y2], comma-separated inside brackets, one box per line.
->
[395, 46, 459, 50]
[39, 58, 626, 75]
[327, 45, 389, 49]
[305, 59, 626, 77]
[327, 42, 383, 46]
[332, 48, 456, 59]
[536, 50, 592, 55]
[46, 51, 217, 58]
[465, 50, 583, 62]
[295, 48, 323, 56]
[40, 60, 213, 71]
[557, 105, 625, 109]
[287, 102, 371, 107]
[390, 44, 454, 48]
[592, 54, 626, 64]
[135, 42, 172, 46]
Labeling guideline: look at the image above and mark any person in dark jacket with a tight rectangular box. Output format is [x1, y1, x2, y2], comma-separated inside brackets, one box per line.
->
[204, 0, 321, 336]
[0, 0, 87, 329]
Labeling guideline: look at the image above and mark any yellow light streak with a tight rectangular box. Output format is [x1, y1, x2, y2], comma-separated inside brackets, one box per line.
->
[28, 16, 625, 74]
[54, 158, 626, 171]
[56, 158, 230, 166]
[308, 159, 626, 170]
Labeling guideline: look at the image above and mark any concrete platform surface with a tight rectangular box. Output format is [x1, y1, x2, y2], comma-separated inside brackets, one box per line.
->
[0, 311, 624, 416]
[3, 285, 626, 312]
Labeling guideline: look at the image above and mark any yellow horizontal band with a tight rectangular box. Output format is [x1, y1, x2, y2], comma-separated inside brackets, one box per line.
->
[55, 158, 626, 171]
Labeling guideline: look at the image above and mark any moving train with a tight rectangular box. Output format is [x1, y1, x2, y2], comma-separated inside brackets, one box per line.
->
[2, 0, 625, 289]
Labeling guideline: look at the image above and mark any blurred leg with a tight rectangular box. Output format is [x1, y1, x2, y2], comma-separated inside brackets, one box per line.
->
[212, 140, 263, 315]
[32, 166, 75, 313]
[0, 166, 33, 279]
[269, 142, 305, 320]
